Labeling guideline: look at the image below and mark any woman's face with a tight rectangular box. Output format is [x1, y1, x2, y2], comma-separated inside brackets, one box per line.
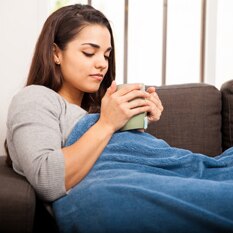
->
[55, 24, 112, 105]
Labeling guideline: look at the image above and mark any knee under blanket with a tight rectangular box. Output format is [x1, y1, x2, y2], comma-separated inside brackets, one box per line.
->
[52, 114, 233, 233]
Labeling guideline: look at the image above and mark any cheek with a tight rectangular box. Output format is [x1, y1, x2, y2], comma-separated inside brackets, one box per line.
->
[61, 59, 83, 78]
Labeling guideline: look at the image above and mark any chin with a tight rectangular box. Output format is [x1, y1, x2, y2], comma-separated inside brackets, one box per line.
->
[85, 85, 100, 93]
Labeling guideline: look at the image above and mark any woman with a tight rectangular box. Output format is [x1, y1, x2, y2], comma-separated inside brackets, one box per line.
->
[6, 3, 161, 202]
[6, 4, 233, 233]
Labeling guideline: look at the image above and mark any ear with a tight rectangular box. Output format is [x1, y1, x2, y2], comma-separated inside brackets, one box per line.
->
[53, 43, 61, 65]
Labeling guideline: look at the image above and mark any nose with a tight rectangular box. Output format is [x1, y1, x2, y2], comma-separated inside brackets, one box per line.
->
[95, 54, 108, 70]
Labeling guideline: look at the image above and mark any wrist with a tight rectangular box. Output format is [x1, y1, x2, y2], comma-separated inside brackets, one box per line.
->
[95, 118, 115, 135]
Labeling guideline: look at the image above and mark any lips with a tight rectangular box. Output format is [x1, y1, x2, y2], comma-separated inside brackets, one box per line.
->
[90, 74, 104, 81]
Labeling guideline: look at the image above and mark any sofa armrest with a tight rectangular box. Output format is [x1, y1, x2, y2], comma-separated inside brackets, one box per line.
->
[0, 156, 36, 233]
[221, 79, 233, 151]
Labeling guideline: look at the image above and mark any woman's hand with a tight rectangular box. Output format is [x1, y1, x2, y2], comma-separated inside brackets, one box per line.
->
[145, 87, 164, 122]
[98, 81, 151, 132]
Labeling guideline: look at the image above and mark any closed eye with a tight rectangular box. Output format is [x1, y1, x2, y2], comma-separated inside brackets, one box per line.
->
[104, 51, 111, 60]
[82, 52, 94, 57]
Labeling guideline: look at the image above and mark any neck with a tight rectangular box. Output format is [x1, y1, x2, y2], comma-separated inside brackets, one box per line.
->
[58, 86, 84, 106]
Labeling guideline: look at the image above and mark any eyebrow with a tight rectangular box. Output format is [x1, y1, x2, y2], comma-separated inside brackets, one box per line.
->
[81, 43, 112, 52]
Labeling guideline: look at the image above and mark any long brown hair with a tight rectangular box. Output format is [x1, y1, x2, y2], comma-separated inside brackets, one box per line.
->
[27, 4, 115, 112]
[5, 4, 116, 166]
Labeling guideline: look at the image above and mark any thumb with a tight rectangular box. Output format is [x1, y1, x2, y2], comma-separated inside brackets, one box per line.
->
[106, 80, 117, 96]
[146, 86, 156, 93]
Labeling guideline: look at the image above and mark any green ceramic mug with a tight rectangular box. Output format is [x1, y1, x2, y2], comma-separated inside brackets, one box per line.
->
[117, 83, 148, 131]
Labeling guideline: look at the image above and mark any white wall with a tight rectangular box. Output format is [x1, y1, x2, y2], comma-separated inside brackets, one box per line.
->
[205, 0, 233, 88]
[0, 0, 49, 155]
[215, 0, 233, 88]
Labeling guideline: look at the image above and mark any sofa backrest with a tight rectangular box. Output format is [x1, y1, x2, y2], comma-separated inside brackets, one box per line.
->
[146, 83, 222, 157]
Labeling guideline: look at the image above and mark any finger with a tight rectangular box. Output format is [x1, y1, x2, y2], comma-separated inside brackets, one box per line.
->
[146, 86, 156, 93]
[116, 84, 143, 96]
[146, 87, 161, 104]
[146, 99, 163, 121]
[147, 105, 162, 121]
[106, 80, 117, 96]
[128, 98, 150, 109]
[122, 90, 150, 103]
[147, 92, 164, 112]
[130, 105, 151, 117]
[148, 113, 162, 122]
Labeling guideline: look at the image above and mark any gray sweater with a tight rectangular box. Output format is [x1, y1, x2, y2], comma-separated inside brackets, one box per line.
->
[6, 85, 87, 202]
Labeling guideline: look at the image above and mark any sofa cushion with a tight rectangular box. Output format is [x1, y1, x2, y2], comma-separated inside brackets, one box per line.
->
[0, 156, 36, 233]
[221, 79, 233, 151]
[146, 83, 222, 156]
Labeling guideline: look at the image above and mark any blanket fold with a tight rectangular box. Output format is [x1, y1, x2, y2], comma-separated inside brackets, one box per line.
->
[52, 114, 233, 233]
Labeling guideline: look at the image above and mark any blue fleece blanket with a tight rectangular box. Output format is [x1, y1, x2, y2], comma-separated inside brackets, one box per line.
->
[52, 114, 233, 233]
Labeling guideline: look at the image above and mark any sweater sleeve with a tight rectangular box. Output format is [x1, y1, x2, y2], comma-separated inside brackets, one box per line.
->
[7, 86, 68, 202]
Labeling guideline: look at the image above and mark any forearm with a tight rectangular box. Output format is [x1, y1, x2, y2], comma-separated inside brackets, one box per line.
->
[62, 120, 114, 191]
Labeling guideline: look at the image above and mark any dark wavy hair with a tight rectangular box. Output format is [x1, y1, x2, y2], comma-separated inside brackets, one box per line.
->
[5, 4, 116, 167]
[27, 4, 115, 112]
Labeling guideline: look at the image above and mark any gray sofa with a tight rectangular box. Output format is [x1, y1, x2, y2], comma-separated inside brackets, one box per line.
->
[1, 80, 233, 233]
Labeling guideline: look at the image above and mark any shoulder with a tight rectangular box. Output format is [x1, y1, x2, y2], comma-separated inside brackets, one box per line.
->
[10, 85, 63, 109]
[13, 85, 61, 103]
[7, 85, 65, 122]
